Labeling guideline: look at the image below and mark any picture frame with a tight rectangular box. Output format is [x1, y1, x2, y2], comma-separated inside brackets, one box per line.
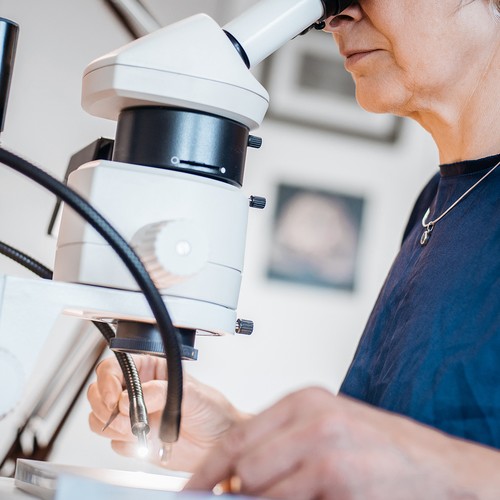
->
[263, 30, 402, 142]
[267, 183, 365, 292]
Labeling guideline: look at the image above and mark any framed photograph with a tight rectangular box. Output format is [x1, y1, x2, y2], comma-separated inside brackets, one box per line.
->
[267, 183, 365, 292]
[263, 30, 401, 142]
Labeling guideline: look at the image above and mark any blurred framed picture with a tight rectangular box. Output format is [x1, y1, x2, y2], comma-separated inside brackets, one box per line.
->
[264, 30, 401, 142]
[267, 183, 365, 292]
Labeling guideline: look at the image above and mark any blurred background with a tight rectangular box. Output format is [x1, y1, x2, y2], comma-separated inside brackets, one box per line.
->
[0, 0, 437, 475]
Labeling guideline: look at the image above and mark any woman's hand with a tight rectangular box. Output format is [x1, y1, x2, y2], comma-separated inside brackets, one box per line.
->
[87, 355, 247, 472]
[185, 387, 500, 499]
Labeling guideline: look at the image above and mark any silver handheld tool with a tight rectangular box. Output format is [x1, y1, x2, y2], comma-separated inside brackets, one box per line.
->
[101, 404, 120, 432]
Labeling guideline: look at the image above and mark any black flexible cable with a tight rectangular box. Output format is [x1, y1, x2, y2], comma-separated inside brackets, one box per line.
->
[0, 239, 150, 442]
[0, 146, 182, 443]
[0, 241, 53, 279]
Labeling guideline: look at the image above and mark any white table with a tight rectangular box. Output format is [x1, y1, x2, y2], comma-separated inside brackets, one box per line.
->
[0, 478, 38, 499]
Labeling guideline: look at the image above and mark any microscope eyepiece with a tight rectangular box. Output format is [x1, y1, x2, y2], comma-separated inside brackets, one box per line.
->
[322, 0, 356, 17]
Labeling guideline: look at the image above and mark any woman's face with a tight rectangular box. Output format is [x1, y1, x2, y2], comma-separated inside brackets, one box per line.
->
[324, 0, 497, 117]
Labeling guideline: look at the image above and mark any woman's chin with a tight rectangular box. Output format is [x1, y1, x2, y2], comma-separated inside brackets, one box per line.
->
[355, 84, 409, 116]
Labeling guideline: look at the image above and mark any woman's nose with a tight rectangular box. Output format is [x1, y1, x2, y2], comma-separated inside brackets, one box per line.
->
[323, 2, 363, 32]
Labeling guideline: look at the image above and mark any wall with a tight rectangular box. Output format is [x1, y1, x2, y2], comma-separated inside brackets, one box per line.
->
[0, 0, 438, 472]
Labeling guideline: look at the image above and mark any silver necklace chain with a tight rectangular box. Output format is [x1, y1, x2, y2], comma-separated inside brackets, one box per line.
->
[420, 159, 500, 246]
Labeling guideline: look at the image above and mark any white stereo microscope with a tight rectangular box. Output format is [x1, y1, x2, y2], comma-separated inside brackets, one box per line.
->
[0, 0, 353, 455]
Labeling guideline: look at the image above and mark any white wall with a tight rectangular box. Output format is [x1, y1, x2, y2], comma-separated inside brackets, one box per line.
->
[0, 0, 438, 472]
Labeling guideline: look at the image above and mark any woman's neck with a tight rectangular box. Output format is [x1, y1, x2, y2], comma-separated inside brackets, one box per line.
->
[410, 40, 500, 164]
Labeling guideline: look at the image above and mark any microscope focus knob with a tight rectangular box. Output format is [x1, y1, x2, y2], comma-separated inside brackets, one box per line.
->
[132, 220, 209, 289]
[249, 195, 266, 209]
[247, 135, 263, 149]
[235, 318, 254, 335]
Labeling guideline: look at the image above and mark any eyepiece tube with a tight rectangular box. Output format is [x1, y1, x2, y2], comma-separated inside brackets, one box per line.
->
[322, 0, 356, 18]
[223, 0, 325, 68]
[0, 18, 18, 133]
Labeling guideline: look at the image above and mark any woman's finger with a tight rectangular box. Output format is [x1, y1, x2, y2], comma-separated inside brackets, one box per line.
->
[95, 355, 168, 412]
[231, 416, 331, 495]
[95, 357, 126, 410]
[87, 381, 123, 424]
[129, 380, 168, 414]
[186, 394, 298, 491]
[111, 439, 138, 457]
[259, 460, 323, 500]
[88, 411, 135, 440]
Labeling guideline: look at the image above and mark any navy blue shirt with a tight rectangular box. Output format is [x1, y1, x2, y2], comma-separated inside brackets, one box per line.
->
[341, 154, 500, 448]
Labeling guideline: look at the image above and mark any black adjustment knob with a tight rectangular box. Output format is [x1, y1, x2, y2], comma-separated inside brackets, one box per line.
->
[235, 319, 254, 335]
[248, 135, 263, 149]
[249, 195, 266, 209]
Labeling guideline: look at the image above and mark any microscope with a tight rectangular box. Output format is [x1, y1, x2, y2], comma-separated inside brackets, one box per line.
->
[0, 0, 353, 459]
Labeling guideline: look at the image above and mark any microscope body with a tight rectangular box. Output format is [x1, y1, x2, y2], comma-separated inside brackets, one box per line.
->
[0, 0, 351, 418]
[53, 159, 249, 337]
[53, 13, 272, 344]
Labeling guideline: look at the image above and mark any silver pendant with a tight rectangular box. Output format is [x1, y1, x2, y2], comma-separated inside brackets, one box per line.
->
[418, 160, 500, 248]
[420, 223, 434, 246]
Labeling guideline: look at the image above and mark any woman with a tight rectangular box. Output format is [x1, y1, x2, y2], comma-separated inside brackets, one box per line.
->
[88, 0, 500, 497]
[331, 0, 500, 447]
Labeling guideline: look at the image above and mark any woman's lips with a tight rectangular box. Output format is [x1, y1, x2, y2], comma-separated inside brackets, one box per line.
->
[344, 49, 380, 69]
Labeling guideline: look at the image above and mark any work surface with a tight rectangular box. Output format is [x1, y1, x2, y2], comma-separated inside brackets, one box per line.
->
[7, 460, 256, 499]
[0, 477, 250, 499]
[0, 478, 37, 499]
